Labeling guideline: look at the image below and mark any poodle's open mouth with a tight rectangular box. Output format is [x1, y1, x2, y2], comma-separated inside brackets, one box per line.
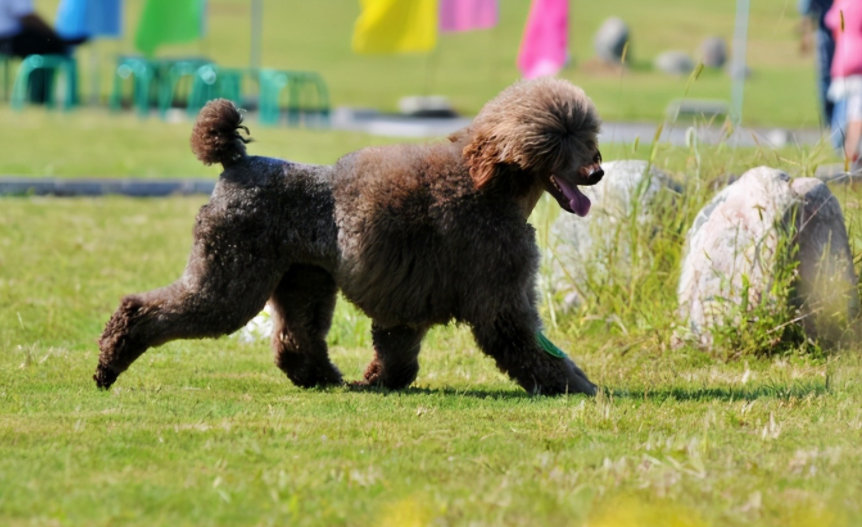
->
[543, 162, 604, 217]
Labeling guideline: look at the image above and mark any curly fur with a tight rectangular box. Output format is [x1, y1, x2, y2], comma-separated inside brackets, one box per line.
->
[95, 78, 602, 396]
[464, 78, 601, 188]
[190, 98, 251, 167]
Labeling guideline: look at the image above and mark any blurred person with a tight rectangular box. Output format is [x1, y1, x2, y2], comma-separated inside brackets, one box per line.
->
[799, 0, 835, 127]
[0, 0, 86, 103]
[0, 0, 86, 57]
[826, 0, 862, 167]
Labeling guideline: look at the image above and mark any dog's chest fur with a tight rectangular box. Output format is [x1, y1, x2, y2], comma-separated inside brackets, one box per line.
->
[329, 143, 540, 328]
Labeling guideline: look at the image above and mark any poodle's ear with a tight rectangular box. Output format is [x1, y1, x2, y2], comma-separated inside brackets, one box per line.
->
[462, 132, 502, 190]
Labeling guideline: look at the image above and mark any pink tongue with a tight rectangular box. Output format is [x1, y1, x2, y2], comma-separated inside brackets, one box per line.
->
[557, 178, 591, 217]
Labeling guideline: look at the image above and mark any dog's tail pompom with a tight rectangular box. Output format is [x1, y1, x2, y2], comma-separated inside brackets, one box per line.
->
[190, 99, 251, 167]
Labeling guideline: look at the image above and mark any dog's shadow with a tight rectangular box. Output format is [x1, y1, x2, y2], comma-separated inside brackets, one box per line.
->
[609, 382, 829, 402]
[342, 380, 830, 402]
[345, 382, 533, 400]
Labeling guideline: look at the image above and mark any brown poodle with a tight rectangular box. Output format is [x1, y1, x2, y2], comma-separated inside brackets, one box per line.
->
[93, 77, 604, 396]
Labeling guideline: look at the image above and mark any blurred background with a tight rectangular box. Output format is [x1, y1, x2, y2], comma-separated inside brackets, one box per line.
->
[0, 0, 831, 179]
[1, 0, 818, 124]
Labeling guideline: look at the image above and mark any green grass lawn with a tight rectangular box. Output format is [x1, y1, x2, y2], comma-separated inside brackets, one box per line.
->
[19, 0, 822, 127]
[0, 107, 409, 178]
[0, 105, 841, 179]
[2, 133, 862, 525]
[1, 195, 860, 526]
[2, 2, 860, 524]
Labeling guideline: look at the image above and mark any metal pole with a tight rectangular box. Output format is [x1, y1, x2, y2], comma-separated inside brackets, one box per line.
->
[730, 0, 750, 131]
[89, 45, 99, 106]
[251, 0, 263, 70]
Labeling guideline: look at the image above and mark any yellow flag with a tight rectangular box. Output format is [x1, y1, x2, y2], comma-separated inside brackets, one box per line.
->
[352, 0, 438, 54]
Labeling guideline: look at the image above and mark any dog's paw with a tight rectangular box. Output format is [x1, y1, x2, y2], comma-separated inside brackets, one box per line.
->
[93, 364, 118, 390]
[561, 357, 597, 396]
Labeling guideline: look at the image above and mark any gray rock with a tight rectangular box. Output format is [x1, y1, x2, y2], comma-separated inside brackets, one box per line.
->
[594, 17, 630, 64]
[699, 36, 727, 68]
[654, 50, 695, 76]
[791, 178, 860, 344]
[550, 160, 678, 307]
[676, 167, 858, 348]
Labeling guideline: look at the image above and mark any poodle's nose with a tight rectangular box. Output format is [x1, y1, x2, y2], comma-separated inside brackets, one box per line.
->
[589, 168, 604, 184]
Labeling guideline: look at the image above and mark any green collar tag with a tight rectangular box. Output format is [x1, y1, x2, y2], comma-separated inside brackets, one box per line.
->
[536, 331, 568, 359]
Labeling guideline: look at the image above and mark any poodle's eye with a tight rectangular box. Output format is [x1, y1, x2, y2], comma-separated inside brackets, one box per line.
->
[594, 151, 602, 164]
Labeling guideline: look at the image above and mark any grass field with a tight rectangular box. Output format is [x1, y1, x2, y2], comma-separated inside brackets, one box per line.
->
[21, 0, 822, 127]
[2, 1, 861, 525]
[0, 105, 840, 179]
[1, 195, 861, 527]
[2, 136, 862, 525]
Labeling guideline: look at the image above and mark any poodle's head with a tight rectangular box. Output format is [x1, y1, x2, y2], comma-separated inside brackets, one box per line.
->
[462, 78, 603, 217]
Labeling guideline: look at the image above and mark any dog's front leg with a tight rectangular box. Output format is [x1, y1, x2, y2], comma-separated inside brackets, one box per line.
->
[469, 307, 596, 396]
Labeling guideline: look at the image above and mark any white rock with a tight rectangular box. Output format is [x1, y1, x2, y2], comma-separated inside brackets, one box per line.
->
[677, 167, 858, 348]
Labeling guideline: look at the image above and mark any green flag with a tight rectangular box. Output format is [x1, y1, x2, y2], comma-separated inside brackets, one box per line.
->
[134, 0, 204, 56]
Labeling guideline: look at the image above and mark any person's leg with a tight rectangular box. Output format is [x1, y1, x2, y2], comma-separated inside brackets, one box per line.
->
[843, 90, 862, 165]
[816, 30, 836, 126]
[845, 120, 862, 163]
[831, 97, 847, 152]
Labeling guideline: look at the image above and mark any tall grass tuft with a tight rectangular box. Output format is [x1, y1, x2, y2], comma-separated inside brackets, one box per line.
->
[535, 131, 855, 359]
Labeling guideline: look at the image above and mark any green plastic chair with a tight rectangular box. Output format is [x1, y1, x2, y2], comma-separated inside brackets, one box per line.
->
[257, 69, 288, 125]
[290, 71, 330, 127]
[187, 64, 243, 118]
[109, 56, 155, 116]
[156, 58, 213, 118]
[257, 69, 330, 127]
[10, 54, 79, 110]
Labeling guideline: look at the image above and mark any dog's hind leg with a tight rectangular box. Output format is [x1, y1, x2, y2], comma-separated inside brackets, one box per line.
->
[94, 263, 280, 389]
[360, 323, 429, 390]
[270, 264, 343, 388]
[469, 305, 596, 396]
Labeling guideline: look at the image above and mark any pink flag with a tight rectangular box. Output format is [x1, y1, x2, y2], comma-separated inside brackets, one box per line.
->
[439, 0, 498, 33]
[517, 0, 568, 79]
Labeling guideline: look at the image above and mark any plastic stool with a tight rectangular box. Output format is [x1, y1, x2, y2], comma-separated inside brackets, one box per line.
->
[156, 58, 213, 118]
[258, 69, 330, 127]
[288, 71, 330, 127]
[10, 54, 79, 110]
[187, 64, 243, 117]
[109, 56, 155, 116]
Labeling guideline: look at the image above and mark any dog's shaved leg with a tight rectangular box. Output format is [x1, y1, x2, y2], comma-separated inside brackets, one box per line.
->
[361, 324, 429, 390]
[271, 265, 343, 388]
[94, 217, 286, 389]
[469, 308, 596, 396]
[94, 269, 277, 389]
